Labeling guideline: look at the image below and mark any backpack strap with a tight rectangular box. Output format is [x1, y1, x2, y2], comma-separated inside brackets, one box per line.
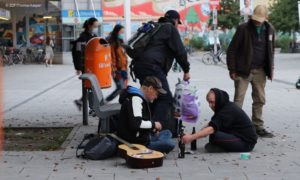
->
[76, 134, 95, 158]
[129, 62, 137, 82]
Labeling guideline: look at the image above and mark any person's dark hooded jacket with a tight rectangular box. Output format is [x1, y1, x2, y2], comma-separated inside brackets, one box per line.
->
[134, 17, 190, 74]
[72, 31, 96, 71]
[117, 86, 155, 145]
[208, 88, 258, 145]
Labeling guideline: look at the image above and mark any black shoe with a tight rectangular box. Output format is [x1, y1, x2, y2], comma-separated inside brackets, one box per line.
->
[204, 143, 226, 153]
[74, 100, 82, 111]
[89, 109, 97, 117]
[256, 128, 274, 138]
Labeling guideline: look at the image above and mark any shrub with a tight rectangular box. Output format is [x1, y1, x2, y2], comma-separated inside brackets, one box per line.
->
[276, 35, 291, 53]
[190, 36, 205, 50]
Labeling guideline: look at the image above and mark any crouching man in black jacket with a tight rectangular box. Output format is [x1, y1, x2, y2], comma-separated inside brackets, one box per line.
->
[117, 76, 175, 154]
[183, 88, 257, 153]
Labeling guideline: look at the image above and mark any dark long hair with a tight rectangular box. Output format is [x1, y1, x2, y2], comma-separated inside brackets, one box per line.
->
[108, 24, 124, 48]
[46, 36, 51, 46]
[83, 17, 98, 32]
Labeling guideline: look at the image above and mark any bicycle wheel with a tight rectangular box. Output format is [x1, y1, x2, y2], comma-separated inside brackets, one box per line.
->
[219, 53, 227, 65]
[202, 53, 214, 65]
[13, 54, 21, 64]
[4, 56, 11, 66]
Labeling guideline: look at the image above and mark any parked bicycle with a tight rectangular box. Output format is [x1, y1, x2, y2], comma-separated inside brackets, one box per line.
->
[0, 46, 23, 66]
[202, 47, 226, 65]
[24, 46, 45, 64]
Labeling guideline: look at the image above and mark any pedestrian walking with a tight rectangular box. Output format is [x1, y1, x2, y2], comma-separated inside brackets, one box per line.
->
[106, 24, 128, 102]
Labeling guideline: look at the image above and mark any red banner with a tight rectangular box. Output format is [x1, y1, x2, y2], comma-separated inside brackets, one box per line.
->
[209, 0, 220, 10]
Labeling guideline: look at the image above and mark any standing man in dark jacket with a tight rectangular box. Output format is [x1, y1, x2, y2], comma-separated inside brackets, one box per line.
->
[117, 76, 175, 154]
[132, 10, 190, 132]
[226, 5, 275, 137]
[183, 88, 257, 153]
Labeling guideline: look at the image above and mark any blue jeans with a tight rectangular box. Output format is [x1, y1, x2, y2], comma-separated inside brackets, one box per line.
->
[147, 130, 175, 154]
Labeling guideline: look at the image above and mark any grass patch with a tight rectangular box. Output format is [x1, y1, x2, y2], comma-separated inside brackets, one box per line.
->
[4, 127, 73, 151]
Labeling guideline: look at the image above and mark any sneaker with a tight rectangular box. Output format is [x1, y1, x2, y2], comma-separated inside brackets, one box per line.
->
[89, 109, 97, 117]
[256, 128, 274, 138]
[204, 143, 226, 153]
[74, 100, 82, 111]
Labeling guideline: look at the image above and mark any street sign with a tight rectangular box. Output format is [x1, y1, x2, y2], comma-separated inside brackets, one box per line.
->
[213, 9, 218, 25]
[61, 10, 103, 24]
[209, 0, 220, 10]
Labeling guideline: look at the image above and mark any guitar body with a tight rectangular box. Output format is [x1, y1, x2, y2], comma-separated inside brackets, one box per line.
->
[118, 144, 164, 169]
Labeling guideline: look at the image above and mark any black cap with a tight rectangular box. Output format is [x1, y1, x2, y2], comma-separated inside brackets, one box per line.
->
[143, 76, 167, 95]
[164, 10, 182, 24]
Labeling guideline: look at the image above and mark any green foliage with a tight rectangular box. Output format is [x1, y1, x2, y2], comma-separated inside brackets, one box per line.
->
[190, 36, 205, 50]
[269, 0, 299, 34]
[219, 30, 234, 51]
[209, 0, 240, 29]
[275, 35, 292, 53]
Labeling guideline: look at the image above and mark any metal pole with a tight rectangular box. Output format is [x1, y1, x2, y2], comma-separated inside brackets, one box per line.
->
[298, 1, 300, 30]
[25, 16, 30, 47]
[213, 7, 218, 57]
[124, 0, 131, 40]
[82, 81, 88, 126]
[90, 0, 97, 18]
[74, 0, 81, 23]
[81, 44, 88, 125]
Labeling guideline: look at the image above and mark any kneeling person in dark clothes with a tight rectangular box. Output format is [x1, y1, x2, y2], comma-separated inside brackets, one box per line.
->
[117, 76, 175, 154]
[183, 88, 257, 152]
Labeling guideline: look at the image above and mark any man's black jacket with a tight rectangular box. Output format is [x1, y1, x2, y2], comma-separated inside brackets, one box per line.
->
[208, 88, 258, 145]
[226, 20, 275, 79]
[134, 17, 190, 74]
[117, 86, 155, 145]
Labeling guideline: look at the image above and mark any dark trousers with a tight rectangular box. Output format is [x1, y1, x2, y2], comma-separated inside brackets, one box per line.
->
[209, 131, 254, 152]
[133, 64, 173, 129]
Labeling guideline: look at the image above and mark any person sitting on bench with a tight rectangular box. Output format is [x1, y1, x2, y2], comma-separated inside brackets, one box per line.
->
[117, 76, 175, 154]
[183, 88, 258, 152]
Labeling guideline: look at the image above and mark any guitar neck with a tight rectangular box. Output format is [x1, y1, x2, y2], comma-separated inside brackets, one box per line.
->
[106, 133, 137, 149]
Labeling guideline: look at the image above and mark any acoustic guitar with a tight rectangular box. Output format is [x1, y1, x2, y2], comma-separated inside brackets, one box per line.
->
[108, 133, 164, 169]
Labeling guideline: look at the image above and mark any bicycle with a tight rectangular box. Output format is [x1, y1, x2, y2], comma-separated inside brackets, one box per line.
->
[2, 47, 14, 66]
[202, 47, 226, 65]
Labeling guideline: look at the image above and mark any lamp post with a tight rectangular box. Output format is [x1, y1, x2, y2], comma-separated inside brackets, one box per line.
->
[124, 0, 131, 40]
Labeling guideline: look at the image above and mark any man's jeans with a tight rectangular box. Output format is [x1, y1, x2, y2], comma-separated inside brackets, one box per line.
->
[147, 130, 175, 154]
[234, 69, 266, 130]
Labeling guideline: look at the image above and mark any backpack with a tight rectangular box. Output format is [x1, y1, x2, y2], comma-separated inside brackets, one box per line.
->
[173, 79, 200, 123]
[125, 21, 162, 59]
[71, 38, 87, 71]
[76, 134, 117, 160]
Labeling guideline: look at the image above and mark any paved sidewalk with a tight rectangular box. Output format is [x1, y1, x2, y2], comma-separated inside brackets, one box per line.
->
[1, 53, 300, 180]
